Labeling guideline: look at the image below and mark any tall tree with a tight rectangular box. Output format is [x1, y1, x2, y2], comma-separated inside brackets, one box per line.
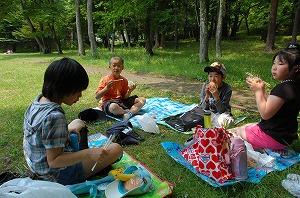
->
[87, 0, 97, 56]
[292, 1, 300, 43]
[198, 0, 209, 63]
[123, 19, 130, 48]
[266, 0, 278, 51]
[75, 0, 85, 56]
[216, 0, 225, 58]
[144, 7, 154, 56]
[49, 23, 63, 54]
[20, 0, 52, 54]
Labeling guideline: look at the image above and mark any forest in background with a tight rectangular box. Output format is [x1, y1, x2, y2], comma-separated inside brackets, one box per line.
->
[0, 0, 299, 62]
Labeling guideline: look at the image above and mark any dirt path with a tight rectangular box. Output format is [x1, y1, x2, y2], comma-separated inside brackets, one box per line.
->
[85, 66, 257, 112]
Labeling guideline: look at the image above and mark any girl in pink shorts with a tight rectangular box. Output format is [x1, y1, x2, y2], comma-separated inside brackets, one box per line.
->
[229, 43, 300, 150]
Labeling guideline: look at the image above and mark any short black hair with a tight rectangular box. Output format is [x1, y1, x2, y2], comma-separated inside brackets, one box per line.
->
[42, 57, 89, 102]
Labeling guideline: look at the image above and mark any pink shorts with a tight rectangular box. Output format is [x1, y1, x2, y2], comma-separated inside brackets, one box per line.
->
[245, 124, 286, 150]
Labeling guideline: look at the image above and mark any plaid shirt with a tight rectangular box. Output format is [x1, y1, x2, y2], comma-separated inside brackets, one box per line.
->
[23, 95, 72, 179]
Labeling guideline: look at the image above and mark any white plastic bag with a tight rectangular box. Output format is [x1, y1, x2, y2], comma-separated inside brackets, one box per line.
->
[244, 141, 275, 168]
[135, 114, 160, 134]
[212, 112, 234, 128]
[0, 177, 76, 198]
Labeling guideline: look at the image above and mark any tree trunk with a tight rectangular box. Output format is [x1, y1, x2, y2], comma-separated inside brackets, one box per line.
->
[25, 16, 44, 53]
[174, 18, 179, 49]
[121, 31, 127, 47]
[230, 1, 241, 38]
[87, 0, 97, 57]
[230, 13, 239, 38]
[75, 0, 85, 56]
[20, 0, 50, 54]
[208, 3, 217, 40]
[154, 28, 160, 48]
[39, 23, 52, 54]
[123, 19, 130, 48]
[183, 0, 189, 39]
[131, 25, 139, 44]
[222, 1, 230, 38]
[111, 22, 115, 53]
[292, 1, 300, 43]
[49, 23, 63, 54]
[199, 0, 209, 63]
[245, 15, 249, 35]
[194, 0, 200, 42]
[266, 0, 278, 52]
[216, 0, 225, 59]
[144, 8, 154, 56]
[160, 33, 165, 48]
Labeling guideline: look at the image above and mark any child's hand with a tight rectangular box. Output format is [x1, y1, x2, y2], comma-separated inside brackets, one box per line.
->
[128, 81, 136, 91]
[207, 82, 218, 94]
[88, 148, 108, 162]
[246, 76, 265, 91]
[106, 80, 117, 90]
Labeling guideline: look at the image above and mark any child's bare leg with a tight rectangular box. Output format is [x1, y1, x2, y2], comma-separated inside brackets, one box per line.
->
[129, 97, 146, 114]
[108, 103, 127, 115]
[228, 123, 255, 140]
[68, 119, 86, 133]
[83, 143, 123, 178]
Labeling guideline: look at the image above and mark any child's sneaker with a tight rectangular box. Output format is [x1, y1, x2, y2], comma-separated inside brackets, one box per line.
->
[123, 112, 133, 121]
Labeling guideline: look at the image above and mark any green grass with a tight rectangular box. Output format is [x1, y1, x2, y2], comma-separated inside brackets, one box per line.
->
[0, 36, 299, 197]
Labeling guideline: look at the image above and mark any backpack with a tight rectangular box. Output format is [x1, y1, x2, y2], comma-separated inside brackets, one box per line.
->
[163, 106, 204, 132]
[106, 121, 144, 145]
[230, 137, 248, 181]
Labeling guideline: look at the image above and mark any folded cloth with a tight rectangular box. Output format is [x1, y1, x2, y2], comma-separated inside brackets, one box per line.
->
[106, 121, 144, 145]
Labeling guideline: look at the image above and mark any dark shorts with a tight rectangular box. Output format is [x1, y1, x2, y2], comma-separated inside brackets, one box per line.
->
[56, 162, 85, 185]
[103, 95, 138, 117]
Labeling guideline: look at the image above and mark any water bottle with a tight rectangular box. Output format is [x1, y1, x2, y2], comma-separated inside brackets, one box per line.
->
[69, 132, 79, 151]
[203, 110, 212, 128]
[230, 137, 248, 181]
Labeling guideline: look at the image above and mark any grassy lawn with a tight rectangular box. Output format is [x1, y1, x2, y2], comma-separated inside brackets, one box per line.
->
[0, 36, 299, 197]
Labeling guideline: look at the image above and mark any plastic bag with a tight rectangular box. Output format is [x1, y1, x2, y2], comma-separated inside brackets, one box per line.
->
[135, 114, 160, 134]
[244, 141, 275, 168]
[0, 177, 76, 198]
[211, 113, 234, 128]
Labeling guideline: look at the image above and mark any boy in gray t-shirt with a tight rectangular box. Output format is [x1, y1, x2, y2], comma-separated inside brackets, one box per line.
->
[199, 62, 234, 127]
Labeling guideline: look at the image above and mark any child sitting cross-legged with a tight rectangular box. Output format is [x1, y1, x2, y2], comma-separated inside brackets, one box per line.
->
[95, 57, 146, 120]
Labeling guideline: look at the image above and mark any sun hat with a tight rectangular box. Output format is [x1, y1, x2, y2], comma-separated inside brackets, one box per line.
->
[204, 62, 226, 76]
[105, 165, 154, 198]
